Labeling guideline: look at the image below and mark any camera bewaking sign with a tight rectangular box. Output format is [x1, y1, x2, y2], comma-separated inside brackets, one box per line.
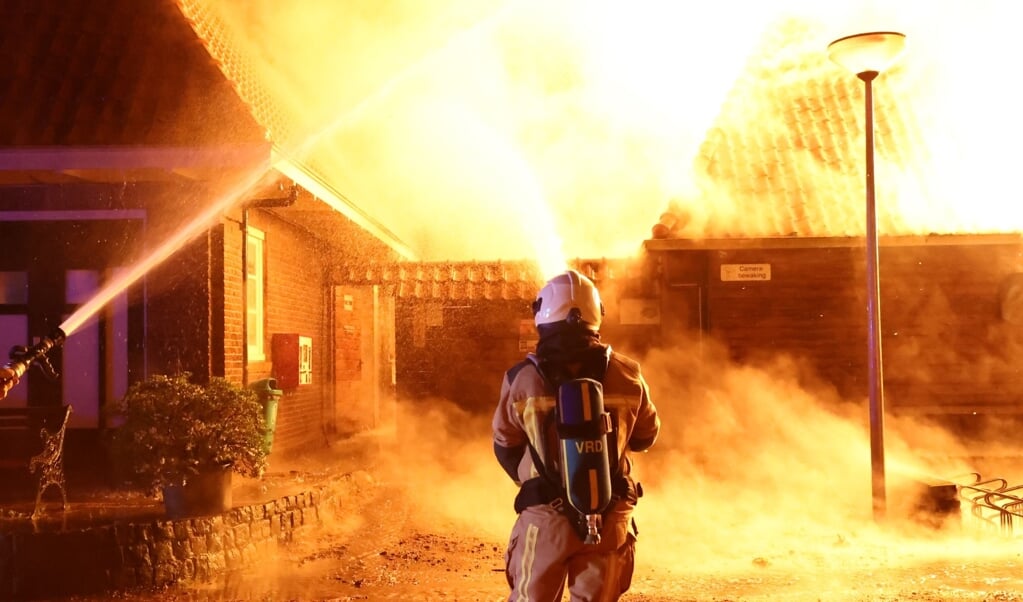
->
[720, 264, 771, 281]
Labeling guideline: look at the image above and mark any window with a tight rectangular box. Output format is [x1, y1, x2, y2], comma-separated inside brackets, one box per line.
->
[0, 271, 28, 406]
[62, 269, 130, 428]
[64, 270, 100, 428]
[246, 227, 265, 361]
[0, 271, 27, 304]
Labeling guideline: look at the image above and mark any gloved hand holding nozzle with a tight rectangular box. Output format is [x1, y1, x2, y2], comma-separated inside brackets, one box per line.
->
[0, 365, 19, 401]
[1, 328, 67, 400]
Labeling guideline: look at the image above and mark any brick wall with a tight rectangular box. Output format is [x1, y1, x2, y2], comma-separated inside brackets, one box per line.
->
[221, 216, 245, 384]
[656, 240, 1023, 415]
[0, 491, 321, 599]
[147, 206, 333, 458]
[703, 245, 865, 396]
[396, 298, 534, 410]
[393, 283, 654, 413]
[246, 211, 330, 455]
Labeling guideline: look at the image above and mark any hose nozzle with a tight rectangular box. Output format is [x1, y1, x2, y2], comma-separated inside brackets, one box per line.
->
[3, 327, 67, 384]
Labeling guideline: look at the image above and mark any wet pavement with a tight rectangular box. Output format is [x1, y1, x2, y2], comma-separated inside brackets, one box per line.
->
[7, 429, 1023, 601]
[50, 478, 1023, 602]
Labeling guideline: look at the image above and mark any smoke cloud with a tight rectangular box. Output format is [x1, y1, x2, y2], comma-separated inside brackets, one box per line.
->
[389, 339, 1023, 593]
[219, 322, 1023, 599]
[171, 1, 1023, 591]
[189, 0, 1023, 265]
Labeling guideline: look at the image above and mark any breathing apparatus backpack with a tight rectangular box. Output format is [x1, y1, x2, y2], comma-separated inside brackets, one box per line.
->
[525, 346, 617, 544]
[556, 377, 614, 543]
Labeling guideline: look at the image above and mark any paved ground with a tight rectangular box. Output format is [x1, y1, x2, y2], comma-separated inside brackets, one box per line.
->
[130, 482, 1023, 602]
[34, 427, 1023, 602]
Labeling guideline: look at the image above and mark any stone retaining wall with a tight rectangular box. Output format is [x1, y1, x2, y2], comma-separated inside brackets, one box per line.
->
[0, 490, 322, 600]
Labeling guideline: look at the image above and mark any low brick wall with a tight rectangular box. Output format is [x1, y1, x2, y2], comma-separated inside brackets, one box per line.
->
[0, 490, 322, 600]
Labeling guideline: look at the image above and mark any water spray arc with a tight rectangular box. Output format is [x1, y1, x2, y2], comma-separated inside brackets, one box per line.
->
[56, 159, 276, 340]
[0, 162, 277, 400]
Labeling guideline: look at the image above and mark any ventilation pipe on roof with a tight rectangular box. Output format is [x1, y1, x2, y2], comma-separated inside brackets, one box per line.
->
[651, 211, 679, 239]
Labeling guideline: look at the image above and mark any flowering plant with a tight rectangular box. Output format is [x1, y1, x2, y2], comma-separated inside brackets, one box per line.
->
[106, 373, 268, 491]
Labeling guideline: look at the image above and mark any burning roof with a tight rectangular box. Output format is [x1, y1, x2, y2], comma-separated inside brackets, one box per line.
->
[0, 0, 263, 149]
[181, 3, 1023, 259]
[657, 15, 1022, 241]
[0, 0, 269, 187]
[5, 2, 1018, 256]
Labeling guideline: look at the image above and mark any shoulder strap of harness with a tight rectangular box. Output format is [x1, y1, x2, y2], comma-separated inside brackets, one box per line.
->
[522, 346, 614, 486]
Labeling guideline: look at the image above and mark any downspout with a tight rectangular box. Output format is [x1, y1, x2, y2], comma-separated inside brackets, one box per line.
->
[242, 183, 299, 387]
[241, 208, 249, 386]
[324, 261, 336, 439]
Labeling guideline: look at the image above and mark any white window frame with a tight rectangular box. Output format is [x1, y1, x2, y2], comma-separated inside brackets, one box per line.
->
[246, 227, 266, 362]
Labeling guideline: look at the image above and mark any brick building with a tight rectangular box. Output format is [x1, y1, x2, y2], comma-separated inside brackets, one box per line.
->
[0, 0, 402, 477]
[641, 20, 1023, 428]
[4, 2, 1020, 485]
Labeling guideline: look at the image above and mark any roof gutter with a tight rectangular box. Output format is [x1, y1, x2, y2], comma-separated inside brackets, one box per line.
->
[645, 233, 1023, 251]
[271, 147, 417, 261]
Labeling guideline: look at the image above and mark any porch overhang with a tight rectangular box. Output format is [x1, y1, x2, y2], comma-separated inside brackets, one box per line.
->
[0, 144, 272, 184]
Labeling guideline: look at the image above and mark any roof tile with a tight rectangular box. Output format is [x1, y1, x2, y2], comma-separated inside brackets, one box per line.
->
[0, 0, 263, 148]
[660, 18, 933, 240]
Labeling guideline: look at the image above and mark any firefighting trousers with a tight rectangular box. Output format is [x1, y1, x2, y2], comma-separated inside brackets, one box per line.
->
[503, 500, 636, 602]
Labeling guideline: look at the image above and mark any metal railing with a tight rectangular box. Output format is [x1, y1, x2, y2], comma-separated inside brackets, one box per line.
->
[955, 473, 1023, 536]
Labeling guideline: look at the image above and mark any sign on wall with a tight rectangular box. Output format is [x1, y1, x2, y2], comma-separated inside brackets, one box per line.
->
[298, 335, 313, 385]
[721, 263, 771, 281]
[518, 319, 538, 351]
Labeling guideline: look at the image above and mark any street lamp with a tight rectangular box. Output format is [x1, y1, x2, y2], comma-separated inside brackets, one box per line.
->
[827, 31, 906, 522]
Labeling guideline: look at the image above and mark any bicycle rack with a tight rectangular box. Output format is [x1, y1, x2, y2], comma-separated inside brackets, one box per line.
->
[954, 473, 1023, 537]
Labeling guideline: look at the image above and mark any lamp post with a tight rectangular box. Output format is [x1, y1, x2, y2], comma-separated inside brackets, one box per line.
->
[827, 31, 906, 522]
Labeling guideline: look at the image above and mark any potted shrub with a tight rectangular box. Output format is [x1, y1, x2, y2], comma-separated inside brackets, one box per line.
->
[106, 373, 269, 518]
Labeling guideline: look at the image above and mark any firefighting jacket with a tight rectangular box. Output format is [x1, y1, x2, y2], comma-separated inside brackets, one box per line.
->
[492, 347, 660, 492]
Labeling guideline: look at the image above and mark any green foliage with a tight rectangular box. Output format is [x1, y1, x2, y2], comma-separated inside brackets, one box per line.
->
[107, 373, 268, 490]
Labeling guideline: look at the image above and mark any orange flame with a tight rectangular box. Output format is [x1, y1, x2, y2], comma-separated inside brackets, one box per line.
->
[185, 0, 1023, 259]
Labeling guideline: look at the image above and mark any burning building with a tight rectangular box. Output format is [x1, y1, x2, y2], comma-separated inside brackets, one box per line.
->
[641, 18, 1023, 441]
[0, 0, 405, 481]
[2, 0, 1022, 493]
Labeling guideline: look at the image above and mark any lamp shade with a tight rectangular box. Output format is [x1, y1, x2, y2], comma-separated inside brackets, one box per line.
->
[827, 31, 906, 76]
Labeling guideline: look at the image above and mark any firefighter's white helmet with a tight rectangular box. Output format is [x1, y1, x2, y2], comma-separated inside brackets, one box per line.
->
[533, 269, 604, 330]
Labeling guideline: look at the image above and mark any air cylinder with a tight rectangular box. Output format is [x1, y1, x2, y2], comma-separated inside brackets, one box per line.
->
[556, 378, 613, 515]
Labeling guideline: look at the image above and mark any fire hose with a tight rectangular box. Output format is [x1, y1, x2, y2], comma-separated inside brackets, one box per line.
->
[1, 328, 66, 391]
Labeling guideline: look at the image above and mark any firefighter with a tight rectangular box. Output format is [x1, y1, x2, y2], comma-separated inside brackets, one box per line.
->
[493, 269, 661, 601]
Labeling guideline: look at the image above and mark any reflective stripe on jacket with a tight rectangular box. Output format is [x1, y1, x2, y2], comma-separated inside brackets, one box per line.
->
[492, 350, 660, 487]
